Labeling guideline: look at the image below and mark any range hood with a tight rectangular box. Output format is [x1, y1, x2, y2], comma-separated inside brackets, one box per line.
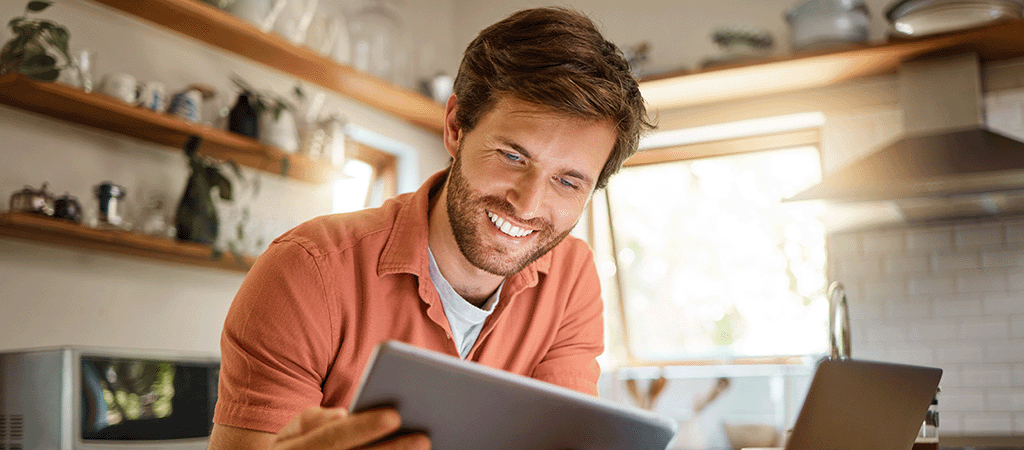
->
[787, 53, 1024, 222]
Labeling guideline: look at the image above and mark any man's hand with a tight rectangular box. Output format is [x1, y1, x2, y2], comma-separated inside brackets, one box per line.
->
[272, 406, 430, 450]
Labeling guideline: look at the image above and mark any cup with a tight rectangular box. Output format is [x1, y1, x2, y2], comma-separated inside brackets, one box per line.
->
[100, 73, 138, 104]
[136, 80, 168, 111]
[94, 181, 128, 228]
[168, 89, 203, 122]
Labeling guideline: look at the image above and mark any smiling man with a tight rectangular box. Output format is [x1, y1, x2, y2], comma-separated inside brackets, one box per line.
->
[209, 7, 652, 450]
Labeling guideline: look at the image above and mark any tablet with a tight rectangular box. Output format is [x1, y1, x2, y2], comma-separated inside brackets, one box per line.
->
[349, 340, 678, 450]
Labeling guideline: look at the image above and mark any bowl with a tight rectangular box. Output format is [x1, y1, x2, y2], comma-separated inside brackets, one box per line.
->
[722, 422, 780, 449]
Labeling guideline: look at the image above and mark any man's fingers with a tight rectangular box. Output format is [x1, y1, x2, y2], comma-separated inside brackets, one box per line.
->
[305, 407, 404, 449]
[275, 407, 347, 442]
[365, 432, 431, 450]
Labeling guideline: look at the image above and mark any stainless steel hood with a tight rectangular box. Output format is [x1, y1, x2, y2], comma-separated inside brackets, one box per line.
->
[787, 52, 1024, 222]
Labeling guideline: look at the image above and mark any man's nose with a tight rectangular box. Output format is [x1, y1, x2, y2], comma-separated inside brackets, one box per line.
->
[508, 170, 545, 219]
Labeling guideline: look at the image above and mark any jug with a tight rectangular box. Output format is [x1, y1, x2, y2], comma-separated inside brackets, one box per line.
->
[273, 0, 319, 45]
[227, 0, 287, 32]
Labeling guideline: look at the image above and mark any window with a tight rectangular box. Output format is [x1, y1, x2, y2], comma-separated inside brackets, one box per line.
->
[595, 118, 829, 365]
[332, 140, 398, 213]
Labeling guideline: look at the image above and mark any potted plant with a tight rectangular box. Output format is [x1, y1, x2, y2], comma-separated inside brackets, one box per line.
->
[231, 75, 304, 153]
[0, 0, 78, 82]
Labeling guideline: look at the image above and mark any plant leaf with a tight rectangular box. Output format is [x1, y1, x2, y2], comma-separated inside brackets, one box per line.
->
[22, 52, 55, 68]
[26, 1, 52, 13]
[207, 167, 233, 201]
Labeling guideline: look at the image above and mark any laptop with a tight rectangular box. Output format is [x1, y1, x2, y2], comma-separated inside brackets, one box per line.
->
[349, 340, 678, 450]
[784, 358, 942, 450]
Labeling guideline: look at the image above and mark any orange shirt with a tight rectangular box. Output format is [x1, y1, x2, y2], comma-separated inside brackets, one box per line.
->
[213, 170, 605, 433]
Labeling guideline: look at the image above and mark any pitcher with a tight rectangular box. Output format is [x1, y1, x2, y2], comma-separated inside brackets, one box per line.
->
[227, 0, 287, 32]
[273, 0, 319, 45]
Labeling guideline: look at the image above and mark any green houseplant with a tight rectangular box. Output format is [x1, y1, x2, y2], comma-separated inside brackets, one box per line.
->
[0, 0, 77, 82]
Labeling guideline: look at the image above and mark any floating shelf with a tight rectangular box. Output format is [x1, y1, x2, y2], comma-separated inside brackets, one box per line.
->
[89, 0, 445, 134]
[640, 20, 1024, 112]
[0, 212, 255, 272]
[0, 73, 337, 184]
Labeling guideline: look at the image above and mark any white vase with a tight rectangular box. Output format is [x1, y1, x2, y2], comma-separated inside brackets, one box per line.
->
[259, 109, 299, 154]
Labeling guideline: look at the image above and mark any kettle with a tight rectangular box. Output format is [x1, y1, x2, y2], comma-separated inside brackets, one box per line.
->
[9, 182, 55, 216]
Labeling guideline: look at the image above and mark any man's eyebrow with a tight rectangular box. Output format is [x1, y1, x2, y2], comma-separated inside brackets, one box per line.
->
[498, 137, 594, 187]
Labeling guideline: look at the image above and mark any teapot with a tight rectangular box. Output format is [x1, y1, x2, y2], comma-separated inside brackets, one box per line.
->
[53, 193, 83, 223]
[9, 182, 55, 216]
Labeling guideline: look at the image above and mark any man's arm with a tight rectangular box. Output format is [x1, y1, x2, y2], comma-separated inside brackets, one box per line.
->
[208, 407, 430, 450]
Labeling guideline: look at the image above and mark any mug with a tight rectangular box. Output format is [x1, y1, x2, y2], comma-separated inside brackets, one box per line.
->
[136, 81, 167, 111]
[100, 73, 138, 103]
[168, 89, 203, 122]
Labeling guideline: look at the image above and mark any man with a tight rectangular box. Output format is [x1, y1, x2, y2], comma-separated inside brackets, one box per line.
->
[208, 6, 652, 450]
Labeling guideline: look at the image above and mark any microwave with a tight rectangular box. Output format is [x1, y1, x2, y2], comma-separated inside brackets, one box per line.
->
[0, 346, 220, 450]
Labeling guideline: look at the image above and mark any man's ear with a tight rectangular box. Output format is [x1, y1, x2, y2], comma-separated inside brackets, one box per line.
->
[443, 94, 460, 159]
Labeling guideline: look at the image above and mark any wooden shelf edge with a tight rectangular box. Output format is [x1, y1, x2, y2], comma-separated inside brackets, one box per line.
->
[89, 0, 445, 134]
[640, 19, 1024, 111]
[0, 73, 339, 184]
[0, 212, 255, 273]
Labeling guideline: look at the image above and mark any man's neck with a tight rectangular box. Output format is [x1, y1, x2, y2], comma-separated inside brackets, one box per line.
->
[427, 183, 504, 307]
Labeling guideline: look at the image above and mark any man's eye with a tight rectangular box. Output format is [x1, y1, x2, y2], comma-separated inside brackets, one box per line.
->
[557, 177, 578, 189]
[502, 151, 522, 162]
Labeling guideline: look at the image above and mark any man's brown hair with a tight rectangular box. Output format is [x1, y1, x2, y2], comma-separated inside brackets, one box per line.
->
[453, 7, 653, 190]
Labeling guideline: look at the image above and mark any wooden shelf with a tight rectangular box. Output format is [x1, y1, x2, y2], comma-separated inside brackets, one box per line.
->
[89, 0, 445, 134]
[0, 212, 256, 272]
[0, 73, 336, 184]
[640, 19, 1024, 112]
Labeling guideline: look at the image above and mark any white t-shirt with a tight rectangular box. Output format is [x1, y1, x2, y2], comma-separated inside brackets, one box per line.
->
[428, 248, 502, 359]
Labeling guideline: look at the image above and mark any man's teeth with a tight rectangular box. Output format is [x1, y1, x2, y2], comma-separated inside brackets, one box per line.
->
[487, 211, 534, 238]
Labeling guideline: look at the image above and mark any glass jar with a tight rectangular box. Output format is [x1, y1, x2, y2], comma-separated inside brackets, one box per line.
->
[347, 0, 403, 83]
[913, 387, 939, 450]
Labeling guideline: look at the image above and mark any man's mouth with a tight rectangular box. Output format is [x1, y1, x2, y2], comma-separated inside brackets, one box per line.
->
[486, 210, 534, 238]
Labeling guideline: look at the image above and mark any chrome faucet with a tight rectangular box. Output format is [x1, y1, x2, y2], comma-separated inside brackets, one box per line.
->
[828, 281, 852, 360]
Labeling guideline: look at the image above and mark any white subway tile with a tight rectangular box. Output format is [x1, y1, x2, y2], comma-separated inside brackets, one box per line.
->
[932, 253, 982, 272]
[1009, 272, 1024, 290]
[1016, 413, 1024, 434]
[960, 318, 1011, 340]
[942, 388, 986, 411]
[984, 340, 1024, 364]
[907, 228, 954, 250]
[1007, 220, 1024, 244]
[884, 254, 931, 274]
[933, 296, 984, 317]
[940, 411, 964, 434]
[982, 250, 1024, 269]
[936, 343, 987, 364]
[909, 319, 959, 341]
[1014, 363, 1024, 387]
[908, 276, 957, 296]
[962, 413, 1014, 434]
[886, 343, 935, 366]
[862, 231, 905, 255]
[956, 224, 1006, 248]
[836, 257, 882, 280]
[983, 294, 1024, 315]
[939, 366, 962, 388]
[958, 272, 1009, 293]
[984, 388, 1024, 411]
[862, 320, 908, 342]
[1013, 317, 1024, 339]
[828, 233, 860, 257]
[961, 365, 1012, 388]
[887, 297, 935, 319]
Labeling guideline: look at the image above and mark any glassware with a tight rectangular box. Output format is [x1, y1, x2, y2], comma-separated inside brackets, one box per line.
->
[348, 0, 403, 82]
[913, 387, 939, 450]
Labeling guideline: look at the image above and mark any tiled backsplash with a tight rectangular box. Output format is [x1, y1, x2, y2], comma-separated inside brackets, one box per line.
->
[829, 216, 1024, 435]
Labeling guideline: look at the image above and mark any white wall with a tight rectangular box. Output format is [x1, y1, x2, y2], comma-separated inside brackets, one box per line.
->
[0, 0, 450, 353]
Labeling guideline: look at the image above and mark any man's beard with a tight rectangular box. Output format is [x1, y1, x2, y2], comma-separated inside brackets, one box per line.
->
[445, 153, 573, 277]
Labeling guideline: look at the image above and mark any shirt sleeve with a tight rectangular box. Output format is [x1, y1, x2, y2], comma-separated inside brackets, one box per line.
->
[530, 243, 605, 396]
[213, 238, 335, 433]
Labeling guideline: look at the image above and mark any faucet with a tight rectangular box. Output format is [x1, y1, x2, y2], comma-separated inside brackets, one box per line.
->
[828, 281, 852, 360]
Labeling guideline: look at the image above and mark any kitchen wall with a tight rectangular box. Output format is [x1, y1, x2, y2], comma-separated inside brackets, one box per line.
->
[0, 0, 451, 353]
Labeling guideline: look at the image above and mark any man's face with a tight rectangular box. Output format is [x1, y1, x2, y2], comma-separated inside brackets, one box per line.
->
[444, 97, 616, 276]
